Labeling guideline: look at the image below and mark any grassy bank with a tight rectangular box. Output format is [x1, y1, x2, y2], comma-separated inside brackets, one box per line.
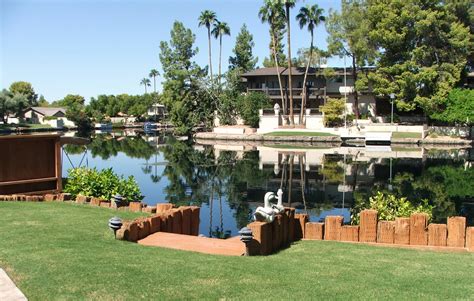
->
[264, 131, 336, 137]
[392, 132, 422, 139]
[0, 202, 473, 300]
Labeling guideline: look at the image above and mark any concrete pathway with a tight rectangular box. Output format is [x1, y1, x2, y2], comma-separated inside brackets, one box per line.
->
[139, 232, 245, 256]
[0, 269, 27, 301]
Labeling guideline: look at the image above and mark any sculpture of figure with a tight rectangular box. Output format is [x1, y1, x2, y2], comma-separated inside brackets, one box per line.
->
[254, 192, 277, 223]
[254, 189, 285, 223]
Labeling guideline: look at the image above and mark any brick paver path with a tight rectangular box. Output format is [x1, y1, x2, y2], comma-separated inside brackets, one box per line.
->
[139, 232, 246, 256]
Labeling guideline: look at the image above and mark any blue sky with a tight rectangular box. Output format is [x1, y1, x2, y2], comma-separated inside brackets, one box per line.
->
[1, 0, 342, 102]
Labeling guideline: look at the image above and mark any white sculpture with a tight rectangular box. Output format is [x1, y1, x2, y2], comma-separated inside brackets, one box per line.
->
[271, 189, 285, 214]
[254, 192, 276, 223]
[253, 189, 285, 223]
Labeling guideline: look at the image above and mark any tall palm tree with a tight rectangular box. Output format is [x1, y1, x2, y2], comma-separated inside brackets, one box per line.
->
[149, 69, 160, 93]
[211, 21, 231, 86]
[296, 4, 325, 122]
[198, 10, 217, 82]
[284, 0, 297, 125]
[140, 78, 151, 94]
[259, 0, 286, 115]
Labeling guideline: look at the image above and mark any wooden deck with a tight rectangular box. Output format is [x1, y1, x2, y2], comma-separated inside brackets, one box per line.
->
[138, 232, 246, 256]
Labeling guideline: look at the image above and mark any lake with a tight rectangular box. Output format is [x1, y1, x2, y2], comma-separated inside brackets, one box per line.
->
[62, 130, 474, 237]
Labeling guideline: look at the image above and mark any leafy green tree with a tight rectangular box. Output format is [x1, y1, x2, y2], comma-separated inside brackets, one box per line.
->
[140, 78, 151, 94]
[237, 92, 271, 128]
[296, 3, 325, 120]
[326, 0, 375, 119]
[430, 88, 474, 130]
[0, 89, 28, 123]
[211, 21, 231, 86]
[54, 94, 91, 131]
[159, 21, 208, 135]
[320, 98, 345, 127]
[198, 10, 217, 81]
[37, 95, 49, 107]
[228, 24, 258, 73]
[149, 69, 160, 93]
[259, 0, 287, 113]
[367, 0, 470, 115]
[9, 81, 38, 105]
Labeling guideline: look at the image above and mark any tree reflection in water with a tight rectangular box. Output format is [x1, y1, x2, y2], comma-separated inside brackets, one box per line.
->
[72, 133, 474, 231]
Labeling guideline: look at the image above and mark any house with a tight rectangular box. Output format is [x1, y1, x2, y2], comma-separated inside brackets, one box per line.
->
[147, 103, 167, 120]
[241, 67, 377, 117]
[23, 107, 75, 128]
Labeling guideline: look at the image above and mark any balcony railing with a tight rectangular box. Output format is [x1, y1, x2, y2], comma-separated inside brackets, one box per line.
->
[247, 87, 326, 97]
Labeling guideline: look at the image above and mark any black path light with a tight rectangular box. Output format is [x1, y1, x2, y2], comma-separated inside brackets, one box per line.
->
[112, 194, 125, 208]
[108, 217, 123, 238]
[239, 227, 253, 256]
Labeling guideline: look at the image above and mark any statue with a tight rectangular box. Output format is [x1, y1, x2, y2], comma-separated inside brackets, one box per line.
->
[253, 189, 284, 223]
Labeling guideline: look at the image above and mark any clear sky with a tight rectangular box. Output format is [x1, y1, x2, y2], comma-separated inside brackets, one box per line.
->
[1, 0, 342, 102]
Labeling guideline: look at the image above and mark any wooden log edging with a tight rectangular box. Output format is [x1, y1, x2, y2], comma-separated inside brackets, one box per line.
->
[302, 210, 473, 252]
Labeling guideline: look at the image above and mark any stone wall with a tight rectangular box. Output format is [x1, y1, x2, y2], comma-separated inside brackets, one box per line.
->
[303, 210, 474, 252]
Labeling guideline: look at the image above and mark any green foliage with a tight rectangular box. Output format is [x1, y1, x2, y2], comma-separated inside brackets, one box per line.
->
[367, 0, 470, 114]
[430, 88, 474, 125]
[87, 94, 155, 120]
[53, 94, 92, 131]
[160, 21, 209, 135]
[64, 167, 142, 202]
[237, 92, 270, 128]
[0, 89, 28, 123]
[259, 0, 287, 67]
[229, 24, 258, 73]
[352, 191, 433, 224]
[37, 95, 49, 107]
[9, 81, 38, 105]
[320, 98, 345, 127]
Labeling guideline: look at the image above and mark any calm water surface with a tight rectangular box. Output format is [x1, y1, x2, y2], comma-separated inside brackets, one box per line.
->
[63, 131, 474, 237]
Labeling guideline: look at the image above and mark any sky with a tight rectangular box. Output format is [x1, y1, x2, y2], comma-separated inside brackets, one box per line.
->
[1, 0, 343, 102]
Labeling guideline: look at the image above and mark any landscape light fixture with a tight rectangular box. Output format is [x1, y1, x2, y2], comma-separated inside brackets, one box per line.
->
[389, 93, 395, 125]
[239, 227, 253, 256]
[108, 217, 123, 238]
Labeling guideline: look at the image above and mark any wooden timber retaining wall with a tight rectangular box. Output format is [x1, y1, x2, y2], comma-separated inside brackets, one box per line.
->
[304, 210, 474, 252]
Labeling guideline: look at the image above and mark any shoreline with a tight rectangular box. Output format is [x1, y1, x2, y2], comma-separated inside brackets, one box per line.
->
[194, 132, 473, 146]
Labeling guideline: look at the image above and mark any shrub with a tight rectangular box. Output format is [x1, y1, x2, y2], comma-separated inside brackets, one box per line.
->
[351, 192, 433, 224]
[237, 92, 270, 128]
[64, 167, 143, 202]
[320, 98, 345, 127]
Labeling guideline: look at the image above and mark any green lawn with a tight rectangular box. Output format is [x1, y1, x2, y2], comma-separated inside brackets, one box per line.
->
[1, 202, 473, 300]
[392, 132, 422, 139]
[0, 123, 52, 130]
[264, 131, 336, 137]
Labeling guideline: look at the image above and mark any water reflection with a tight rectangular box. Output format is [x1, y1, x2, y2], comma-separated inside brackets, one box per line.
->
[63, 131, 474, 236]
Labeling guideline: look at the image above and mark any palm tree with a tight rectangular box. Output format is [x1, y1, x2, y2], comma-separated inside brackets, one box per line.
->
[211, 21, 231, 86]
[296, 4, 325, 122]
[149, 69, 160, 93]
[198, 10, 217, 82]
[259, 0, 286, 115]
[140, 78, 151, 94]
[284, 0, 297, 125]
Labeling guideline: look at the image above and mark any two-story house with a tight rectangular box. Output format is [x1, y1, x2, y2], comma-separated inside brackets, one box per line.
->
[241, 66, 377, 117]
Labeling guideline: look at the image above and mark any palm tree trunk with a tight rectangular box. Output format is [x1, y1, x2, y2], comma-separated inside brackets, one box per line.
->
[271, 30, 286, 115]
[286, 4, 294, 126]
[207, 27, 213, 81]
[153, 76, 156, 93]
[300, 30, 314, 124]
[299, 155, 307, 212]
[144, 85, 147, 94]
[287, 154, 294, 207]
[352, 54, 359, 119]
[219, 34, 222, 86]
